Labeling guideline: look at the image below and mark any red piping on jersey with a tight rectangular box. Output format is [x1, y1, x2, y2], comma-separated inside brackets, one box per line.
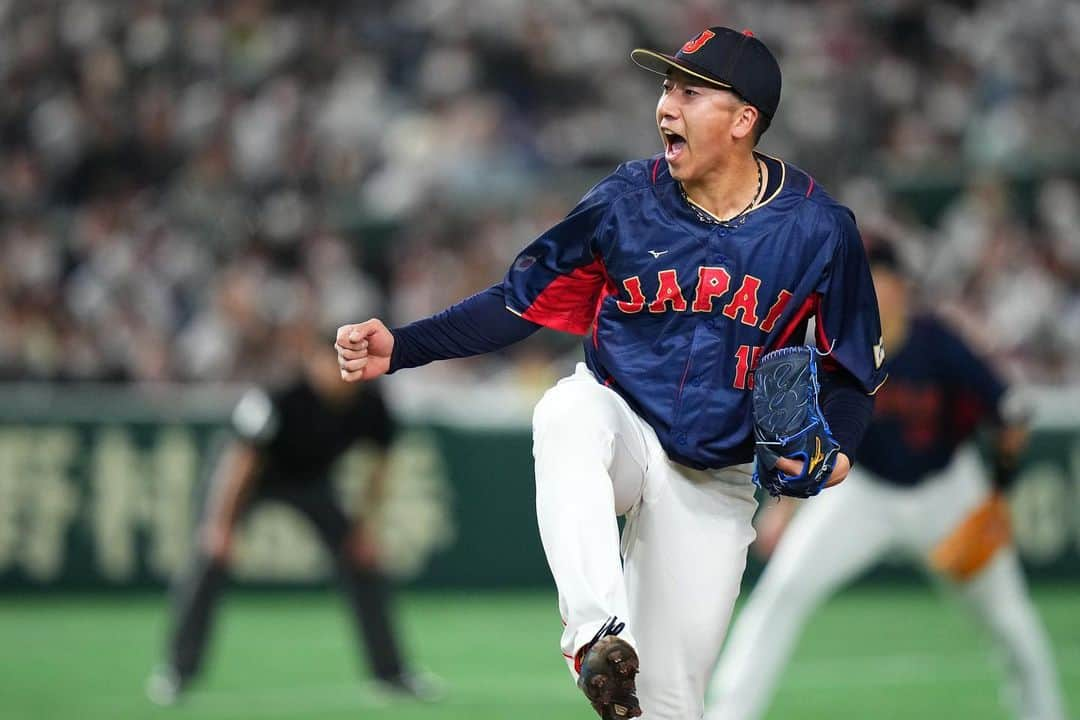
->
[592, 292, 607, 348]
[652, 158, 662, 184]
[522, 258, 607, 335]
[805, 177, 815, 197]
[676, 354, 693, 398]
[772, 293, 819, 350]
[814, 302, 830, 349]
[591, 257, 619, 348]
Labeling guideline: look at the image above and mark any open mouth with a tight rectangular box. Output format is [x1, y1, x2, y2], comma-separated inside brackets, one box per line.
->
[662, 129, 686, 160]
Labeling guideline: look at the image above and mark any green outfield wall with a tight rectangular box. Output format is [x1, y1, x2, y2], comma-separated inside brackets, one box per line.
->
[0, 386, 1077, 590]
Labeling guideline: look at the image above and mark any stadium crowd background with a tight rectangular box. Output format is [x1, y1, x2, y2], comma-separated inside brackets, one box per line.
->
[2, 0, 1079, 397]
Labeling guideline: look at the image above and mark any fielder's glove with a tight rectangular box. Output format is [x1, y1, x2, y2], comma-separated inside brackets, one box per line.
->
[751, 346, 840, 498]
[928, 492, 1012, 582]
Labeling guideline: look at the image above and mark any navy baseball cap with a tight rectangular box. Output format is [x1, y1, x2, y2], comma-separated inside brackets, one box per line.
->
[631, 27, 782, 119]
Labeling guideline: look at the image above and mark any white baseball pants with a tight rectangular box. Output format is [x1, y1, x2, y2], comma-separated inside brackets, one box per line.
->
[706, 445, 1067, 720]
[533, 363, 759, 720]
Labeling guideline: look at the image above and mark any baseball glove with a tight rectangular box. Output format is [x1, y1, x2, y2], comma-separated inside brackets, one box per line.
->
[751, 345, 840, 498]
[929, 492, 1012, 582]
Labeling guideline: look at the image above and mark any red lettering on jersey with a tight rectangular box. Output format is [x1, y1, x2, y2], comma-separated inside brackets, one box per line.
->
[874, 382, 943, 450]
[681, 29, 716, 54]
[649, 269, 688, 313]
[691, 266, 732, 312]
[616, 276, 647, 313]
[721, 274, 762, 326]
[733, 344, 764, 390]
[759, 289, 793, 332]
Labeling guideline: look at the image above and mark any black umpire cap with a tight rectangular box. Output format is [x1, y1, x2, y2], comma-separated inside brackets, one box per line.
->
[631, 27, 782, 119]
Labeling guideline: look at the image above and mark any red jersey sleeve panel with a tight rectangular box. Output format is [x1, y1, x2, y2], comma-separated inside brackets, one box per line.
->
[502, 171, 633, 335]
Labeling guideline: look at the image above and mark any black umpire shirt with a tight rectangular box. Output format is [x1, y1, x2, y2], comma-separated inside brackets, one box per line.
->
[231, 378, 396, 487]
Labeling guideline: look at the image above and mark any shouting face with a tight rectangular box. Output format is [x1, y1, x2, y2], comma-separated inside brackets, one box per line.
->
[656, 70, 757, 186]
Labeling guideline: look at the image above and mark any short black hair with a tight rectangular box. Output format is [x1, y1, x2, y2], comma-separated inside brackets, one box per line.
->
[866, 239, 904, 275]
[751, 112, 771, 145]
[730, 91, 770, 145]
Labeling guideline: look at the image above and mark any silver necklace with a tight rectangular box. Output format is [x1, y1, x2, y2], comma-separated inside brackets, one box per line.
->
[682, 159, 763, 227]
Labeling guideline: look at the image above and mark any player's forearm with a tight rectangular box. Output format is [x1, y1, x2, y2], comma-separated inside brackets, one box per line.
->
[205, 443, 260, 529]
[361, 456, 390, 520]
[389, 284, 541, 372]
[819, 370, 874, 461]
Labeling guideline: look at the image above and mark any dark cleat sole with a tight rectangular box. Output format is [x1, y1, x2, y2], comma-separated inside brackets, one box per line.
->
[577, 636, 642, 719]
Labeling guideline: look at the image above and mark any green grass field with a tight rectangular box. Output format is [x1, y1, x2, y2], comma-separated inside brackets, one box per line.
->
[1, 585, 1077, 719]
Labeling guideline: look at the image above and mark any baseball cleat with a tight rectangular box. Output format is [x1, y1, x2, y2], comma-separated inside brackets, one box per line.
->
[145, 664, 186, 706]
[577, 635, 642, 719]
[371, 670, 446, 703]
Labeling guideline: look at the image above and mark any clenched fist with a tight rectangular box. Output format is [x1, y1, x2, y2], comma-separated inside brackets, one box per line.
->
[335, 319, 395, 382]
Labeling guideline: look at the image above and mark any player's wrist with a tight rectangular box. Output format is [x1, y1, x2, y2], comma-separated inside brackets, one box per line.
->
[386, 325, 405, 373]
[991, 453, 1018, 492]
[825, 453, 851, 488]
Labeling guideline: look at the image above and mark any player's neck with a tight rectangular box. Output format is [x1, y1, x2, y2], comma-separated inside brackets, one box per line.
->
[681, 152, 764, 222]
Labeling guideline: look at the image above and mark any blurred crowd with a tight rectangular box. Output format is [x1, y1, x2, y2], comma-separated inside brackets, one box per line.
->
[1, 0, 1078, 390]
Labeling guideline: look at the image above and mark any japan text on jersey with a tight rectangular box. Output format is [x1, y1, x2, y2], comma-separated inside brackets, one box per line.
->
[503, 154, 887, 470]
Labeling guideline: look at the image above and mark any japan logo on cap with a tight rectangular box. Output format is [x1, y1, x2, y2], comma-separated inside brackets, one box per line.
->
[681, 29, 715, 54]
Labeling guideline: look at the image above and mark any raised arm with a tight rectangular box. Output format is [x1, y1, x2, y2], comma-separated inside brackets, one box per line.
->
[335, 285, 541, 383]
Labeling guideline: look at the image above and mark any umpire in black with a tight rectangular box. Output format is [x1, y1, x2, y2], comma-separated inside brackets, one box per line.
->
[148, 324, 437, 705]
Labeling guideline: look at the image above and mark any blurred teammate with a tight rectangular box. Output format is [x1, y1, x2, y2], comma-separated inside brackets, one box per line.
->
[705, 241, 1067, 720]
[147, 327, 437, 706]
[334, 27, 886, 720]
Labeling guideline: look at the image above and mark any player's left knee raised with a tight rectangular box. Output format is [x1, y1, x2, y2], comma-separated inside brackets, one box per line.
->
[532, 382, 620, 448]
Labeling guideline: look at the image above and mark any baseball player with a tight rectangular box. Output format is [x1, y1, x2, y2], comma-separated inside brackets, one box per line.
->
[705, 241, 1067, 720]
[147, 328, 438, 705]
[335, 27, 886, 719]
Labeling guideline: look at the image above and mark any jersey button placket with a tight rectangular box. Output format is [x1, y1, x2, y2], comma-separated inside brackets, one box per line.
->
[707, 254, 727, 330]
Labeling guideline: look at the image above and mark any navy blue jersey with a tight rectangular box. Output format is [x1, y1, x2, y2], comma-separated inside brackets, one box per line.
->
[502, 154, 886, 470]
[858, 314, 1006, 486]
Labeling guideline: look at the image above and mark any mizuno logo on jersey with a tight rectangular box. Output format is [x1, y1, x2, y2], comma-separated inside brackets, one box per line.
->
[647, 249, 669, 258]
[615, 267, 793, 332]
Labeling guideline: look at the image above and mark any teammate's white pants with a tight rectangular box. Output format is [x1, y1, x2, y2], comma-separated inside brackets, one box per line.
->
[533, 363, 758, 720]
[705, 446, 1066, 720]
